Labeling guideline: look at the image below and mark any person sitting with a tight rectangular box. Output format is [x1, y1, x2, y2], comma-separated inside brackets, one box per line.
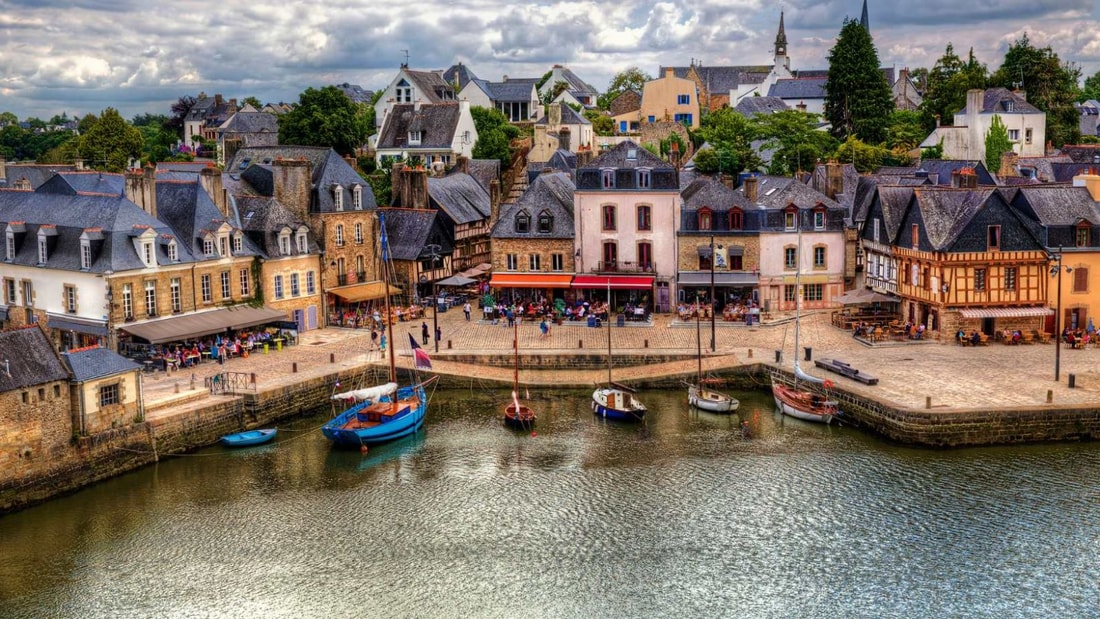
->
[956, 328, 966, 344]
[1012, 330, 1022, 344]
[915, 323, 925, 340]
[970, 331, 981, 346]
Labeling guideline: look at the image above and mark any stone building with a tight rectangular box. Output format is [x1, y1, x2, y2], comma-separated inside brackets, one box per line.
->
[60, 345, 143, 436]
[677, 177, 762, 307]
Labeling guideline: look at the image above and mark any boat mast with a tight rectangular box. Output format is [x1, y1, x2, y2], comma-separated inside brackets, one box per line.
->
[606, 279, 613, 385]
[793, 215, 802, 383]
[696, 291, 702, 384]
[380, 212, 397, 384]
[513, 318, 520, 395]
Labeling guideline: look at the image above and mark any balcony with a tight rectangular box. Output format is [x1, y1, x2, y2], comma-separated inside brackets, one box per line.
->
[592, 261, 655, 274]
[337, 274, 348, 286]
[356, 271, 366, 283]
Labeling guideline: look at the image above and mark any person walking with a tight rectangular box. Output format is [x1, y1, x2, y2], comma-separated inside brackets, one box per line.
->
[370, 328, 378, 350]
[380, 333, 387, 353]
[463, 301, 471, 321]
[421, 321, 429, 345]
[435, 325, 442, 343]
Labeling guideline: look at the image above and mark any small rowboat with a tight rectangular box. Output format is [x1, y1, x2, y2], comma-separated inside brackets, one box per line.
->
[219, 428, 277, 447]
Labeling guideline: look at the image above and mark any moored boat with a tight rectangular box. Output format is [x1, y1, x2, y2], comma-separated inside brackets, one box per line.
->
[504, 316, 536, 429]
[686, 292, 738, 414]
[591, 279, 646, 422]
[219, 428, 277, 447]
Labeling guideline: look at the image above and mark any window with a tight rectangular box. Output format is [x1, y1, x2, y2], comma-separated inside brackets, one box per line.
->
[529, 254, 541, 271]
[171, 278, 182, 313]
[240, 269, 251, 297]
[674, 113, 693, 125]
[987, 226, 1001, 251]
[4, 279, 15, 304]
[201, 274, 212, 303]
[873, 218, 881, 244]
[784, 286, 796, 303]
[408, 131, 422, 145]
[784, 246, 797, 270]
[335, 225, 345, 247]
[274, 275, 284, 299]
[4, 229, 12, 261]
[506, 254, 518, 271]
[80, 241, 91, 270]
[677, 94, 690, 105]
[637, 242, 652, 271]
[601, 170, 615, 189]
[291, 273, 300, 296]
[64, 285, 76, 313]
[814, 210, 826, 230]
[551, 253, 564, 272]
[279, 232, 291, 255]
[354, 223, 363, 245]
[813, 246, 826, 268]
[144, 281, 157, 316]
[1025, 128, 1033, 145]
[168, 241, 178, 262]
[218, 236, 228, 257]
[333, 186, 344, 211]
[729, 209, 743, 230]
[803, 283, 823, 301]
[122, 284, 132, 318]
[647, 115, 655, 123]
[1005, 267, 1017, 291]
[538, 212, 553, 234]
[729, 252, 743, 271]
[637, 170, 651, 189]
[1008, 129, 1020, 141]
[602, 241, 618, 269]
[602, 205, 617, 231]
[353, 185, 363, 210]
[1073, 267, 1089, 293]
[784, 211, 795, 231]
[912, 224, 920, 248]
[1076, 224, 1090, 248]
[698, 209, 712, 231]
[233, 234, 243, 254]
[974, 268, 986, 291]
[99, 383, 119, 407]
[297, 230, 308, 253]
[220, 271, 231, 299]
[637, 205, 652, 231]
[516, 212, 530, 233]
[54, 384, 60, 398]
[306, 271, 316, 294]
[356, 255, 364, 279]
[395, 80, 412, 103]
[204, 238, 215, 256]
[37, 236, 47, 264]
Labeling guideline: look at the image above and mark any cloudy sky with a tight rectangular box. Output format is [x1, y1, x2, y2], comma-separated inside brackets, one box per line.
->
[1, 0, 1097, 121]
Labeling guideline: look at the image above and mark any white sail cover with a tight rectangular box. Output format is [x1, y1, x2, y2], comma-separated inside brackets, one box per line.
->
[331, 382, 397, 402]
[794, 363, 825, 385]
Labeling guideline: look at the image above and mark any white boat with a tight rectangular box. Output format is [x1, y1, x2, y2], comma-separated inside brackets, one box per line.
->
[591, 279, 646, 422]
[686, 293, 738, 413]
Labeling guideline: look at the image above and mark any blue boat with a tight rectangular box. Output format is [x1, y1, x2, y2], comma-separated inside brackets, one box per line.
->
[590, 279, 646, 422]
[219, 428, 277, 447]
[323, 382, 431, 447]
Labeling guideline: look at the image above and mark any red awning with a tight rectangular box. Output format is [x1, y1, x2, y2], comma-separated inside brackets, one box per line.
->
[571, 275, 655, 290]
[489, 273, 574, 288]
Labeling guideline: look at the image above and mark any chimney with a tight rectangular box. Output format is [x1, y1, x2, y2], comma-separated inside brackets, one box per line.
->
[825, 160, 843, 200]
[454, 155, 470, 175]
[273, 158, 312, 221]
[999, 151, 1019, 178]
[796, 101, 807, 113]
[967, 89, 984, 161]
[222, 138, 242, 168]
[214, 93, 223, 106]
[743, 175, 759, 202]
[1073, 171, 1100, 202]
[665, 68, 675, 79]
[489, 178, 501, 226]
[125, 165, 158, 220]
[395, 165, 429, 208]
[720, 173, 733, 189]
[0, 157, 6, 182]
[951, 169, 962, 188]
[343, 155, 358, 172]
[200, 165, 228, 217]
[413, 98, 422, 112]
[558, 126, 571, 152]
[669, 140, 681, 167]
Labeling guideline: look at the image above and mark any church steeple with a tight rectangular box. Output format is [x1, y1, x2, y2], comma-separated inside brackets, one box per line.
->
[860, 0, 869, 32]
[774, 11, 789, 71]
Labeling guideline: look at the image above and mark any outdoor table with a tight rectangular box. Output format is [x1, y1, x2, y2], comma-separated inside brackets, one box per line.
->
[273, 338, 285, 351]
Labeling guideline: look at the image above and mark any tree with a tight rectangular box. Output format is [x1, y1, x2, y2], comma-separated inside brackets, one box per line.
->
[691, 147, 720, 174]
[834, 136, 886, 173]
[598, 67, 651, 109]
[243, 96, 263, 109]
[696, 107, 762, 176]
[919, 44, 988, 131]
[984, 114, 1013, 172]
[824, 19, 894, 143]
[277, 86, 371, 156]
[470, 106, 517, 167]
[583, 109, 614, 136]
[753, 110, 838, 175]
[77, 108, 143, 172]
[921, 138, 944, 160]
[989, 34, 1081, 147]
[1082, 71, 1100, 103]
[165, 95, 196, 136]
[886, 110, 928, 152]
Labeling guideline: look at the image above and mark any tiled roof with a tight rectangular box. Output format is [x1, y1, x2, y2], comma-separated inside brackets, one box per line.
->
[379, 208, 447, 261]
[916, 160, 998, 186]
[660, 65, 770, 93]
[377, 103, 462, 150]
[768, 78, 826, 100]
[913, 187, 995, 250]
[466, 159, 500, 196]
[218, 109, 278, 134]
[225, 146, 374, 214]
[609, 90, 642, 116]
[441, 63, 479, 91]
[0, 328, 69, 392]
[427, 173, 490, 224]
[734, 96, 788, 117]
[1011, 185, 1100, 226]
[959, 87, 1042, 115]
[734, 175, 841, 210]
[61, 347, 141, 382]
[334, 83, 373, 104]
[534, 103, 591, 126]
[492, 172, 575, 239]
[38, 171, 126, 197]
[0, 163, 76, 189]
[404, 70, 455, 103]
[486, 80, 537, 103]
[582, 139, 673, 171]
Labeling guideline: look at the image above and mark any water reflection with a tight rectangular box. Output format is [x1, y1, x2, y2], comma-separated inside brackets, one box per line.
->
[0, 389, 1098, 618]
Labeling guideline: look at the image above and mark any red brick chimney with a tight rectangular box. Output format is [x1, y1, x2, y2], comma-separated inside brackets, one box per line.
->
[273, 158, 312, 221]
[743, 175, 759, 202]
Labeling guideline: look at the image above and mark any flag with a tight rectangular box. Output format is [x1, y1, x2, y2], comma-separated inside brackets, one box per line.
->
[408, 334, 432, 369]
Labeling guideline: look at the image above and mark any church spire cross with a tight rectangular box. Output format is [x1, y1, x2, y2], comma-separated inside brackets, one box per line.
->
[775, 10, 788, 53]
[860, 0, 869, 32]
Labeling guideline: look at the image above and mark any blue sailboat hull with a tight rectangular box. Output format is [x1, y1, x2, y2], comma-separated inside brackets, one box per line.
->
[591, 387, 646, 422]
[220, 428, 277, 447]
[322, 384, 428, 447]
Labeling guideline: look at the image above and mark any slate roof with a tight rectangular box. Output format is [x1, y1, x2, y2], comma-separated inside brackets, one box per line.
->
[225, 146, 375, 214]
[534, 103, 591, 126]
[441, 63, 479, 91]
[37, 171, 126, 197]
[218, 108, 278, 135]
[0, 327, 69, 392]
[958, 87, 1042, 115]
[427, 173, 491, 225]
[404, 70, 455, 103]
[492, 172, 575, 239]
[734, 175, 841, 211]
[0, 190, 190, 273]
[734, 96, 789, 117]
[235, 195, 318, 258]
[872, 185, 919, 243]
[156, 162, 212, 173]
[0, 163, 76, 189]
[583, 139, 673, 171]
[334, 83, 374, 104]
[1050, 162, 1098, 183]
[155, 178, 261, 259]
[913, 187, 995, 251]
[528, 149, 578, 183]
[488, 79, 538, 103]
[61, 347, 141, 382]
[609, 90, 641, 116]
[660, 65, 771, 93]
[466, 159, 500, 196]
[377, 103, 462, 150]
[379, 208, 449, 261]
[1010, 186, 1100, 227]
[545, 66, 598, 95]
[768, 78, 826, 100]
[915, 160, 998, 186]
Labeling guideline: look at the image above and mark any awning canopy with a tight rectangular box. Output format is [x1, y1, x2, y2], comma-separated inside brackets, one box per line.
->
[47, 315, 108, 337]
[958, 307, 1054, 319]
[490, 273, 574, 288]
[328, 281, 403, 303]
[835, 288, 899, 305]
[571, 275, 655, 290]
[120, 306, 287, 344]
[678, 272, 759, 286]
[458, 263, 492, 278]
[435, 275, 477, 288]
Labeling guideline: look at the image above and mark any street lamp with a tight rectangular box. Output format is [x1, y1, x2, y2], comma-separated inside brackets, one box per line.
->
[708, 233, 723, 352]
[426, 243, 441, 353]
[1050, 246, 1072, 382]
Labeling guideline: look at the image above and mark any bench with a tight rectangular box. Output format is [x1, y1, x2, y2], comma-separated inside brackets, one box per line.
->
[814, 358, 879, 385]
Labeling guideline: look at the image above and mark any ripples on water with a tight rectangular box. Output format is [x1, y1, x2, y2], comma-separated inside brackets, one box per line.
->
[1, 389, 1098, 618]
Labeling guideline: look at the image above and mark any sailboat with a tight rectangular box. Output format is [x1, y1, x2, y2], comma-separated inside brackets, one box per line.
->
[687, 295, 738, 413]
[591, 280, 647, 421]
[503, 318, 536, 428]
[323, 212, 437, 447]
[771, 221, 838, 424]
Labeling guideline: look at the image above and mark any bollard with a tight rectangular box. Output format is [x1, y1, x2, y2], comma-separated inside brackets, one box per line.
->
[251, 373, 257, 384]
[926, 396, 932, 409]
[448, 339, 452, 350]
[174, 382, 180, 394]
[775, 350, 782, 363]
[644, 339, 648, 348]
[748, 348, 753, 359]
[579, 339, 583, 349]
[330, 353, 335, 363]
[804, 347, 812, 362]
[1069, 373, 1076, 389]
[1047, 389, 1053, 403]
[292, 362, 298, 373]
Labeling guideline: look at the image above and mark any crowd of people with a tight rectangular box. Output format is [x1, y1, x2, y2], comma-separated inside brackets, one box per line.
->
[143, 329, 291, 370]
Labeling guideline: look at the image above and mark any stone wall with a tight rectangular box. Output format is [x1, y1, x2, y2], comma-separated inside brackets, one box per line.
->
[0, 379, 72, 486]
[491, 238, 575, 277]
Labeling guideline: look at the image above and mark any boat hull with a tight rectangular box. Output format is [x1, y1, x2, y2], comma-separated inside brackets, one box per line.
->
[591, 387, 647, 422]
[504, 403, 536, 429]
[771, 381, 837, 424]
[323, 384, 428, 447]
[688, 384, 739, 414]
[220, 428, 277, 447]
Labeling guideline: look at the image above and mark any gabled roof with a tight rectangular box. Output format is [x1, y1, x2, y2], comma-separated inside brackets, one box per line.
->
[734, 175, 841, 210]
[37, 171, 126, 197]
[403, 70, 455, 103]
[225, 146, 374, 213]
[377, 103, 462, 150]
[0, 327, 69, 392]
[608, 90, 642, 116]
[913, 187, 995, 251]
[493, 172, 575, 239]
[218, 108, 278, 134]
[236, 195, 317, 258]
[582, 139, 672, 171]
[334, 83, 373, 104]
[528, 149, 578, 183]
[379, 208, 447, 261]
[660, 65, 771, 93]
[441, 63, 479, 91]
[768, 78, 826, 100]
[466, 159, 500, 196]
[534, 103, 591, 126]
[61, 346, 141, 382]
[0, 163, 76, 189]
[155, 179, 259, 259]
[734, 96, 789, 117]
[873, 185, 919, 244]
[916, 160, 998, 186]
[427, 173, 490, 224]
[959, 87, 1042, 115]
[681, 177, 755, 211]
[543, 65, 598, 95]
[1011, 185, 1100, 227]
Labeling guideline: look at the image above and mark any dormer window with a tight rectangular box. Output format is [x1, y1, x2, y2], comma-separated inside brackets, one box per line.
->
[784, 210, 796, 231]
[141, 241, 155, 267]
[80, 239, 91, 270]
[698, 208, 713, 231]
[813, 208, 826, 230]
[167, 240, 178, 262]
[396, 79, 412, 103]
[233, 233, 243, 254]
[1076, 222, 1091, 247]
[203, 238, 215, 256]
[333, 185, 344, 211]
[538, 211, 553, 233]
[4, 228, 13, 261]
[516, 212, 531, 233]
[296, 229, 308, 253]
[279, 230, 292, 255]
[729, 208, 744, 230]
[352, 185, 363, 210]
[601, 169, 615, 189]
[408, 131, 422, 145]
[637, 169, 651, 189]
[37, 235, 47, 265]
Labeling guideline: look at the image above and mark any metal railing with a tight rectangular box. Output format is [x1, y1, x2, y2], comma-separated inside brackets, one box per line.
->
[205, 371, 256, 395]
[593, 261, 655, 274]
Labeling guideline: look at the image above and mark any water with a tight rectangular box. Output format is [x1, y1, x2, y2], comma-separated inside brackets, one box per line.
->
[1, 389, 1098, 618]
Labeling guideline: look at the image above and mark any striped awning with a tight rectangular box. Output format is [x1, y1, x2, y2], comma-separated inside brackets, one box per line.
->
[490, 273, 574, 288]
[958, 307, 1054, 319]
